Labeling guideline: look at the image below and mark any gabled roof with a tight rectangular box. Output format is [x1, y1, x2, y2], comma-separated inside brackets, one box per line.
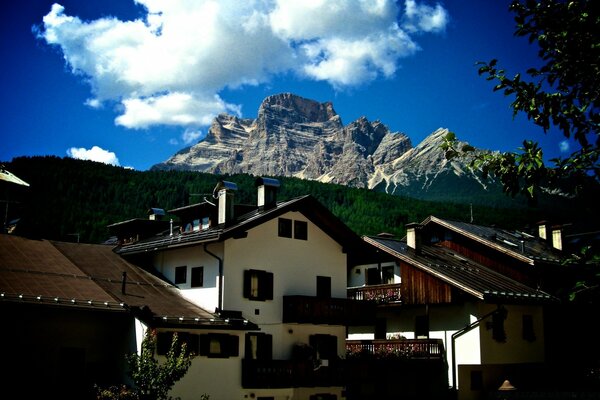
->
[364, 235, 556, 304]
[0, 234, 255, 329]
[115, 195, 365, 256]
[421, 216, 562, 265]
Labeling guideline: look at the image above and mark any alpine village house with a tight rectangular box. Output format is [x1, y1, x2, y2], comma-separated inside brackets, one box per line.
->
[1, 175, 598, 400]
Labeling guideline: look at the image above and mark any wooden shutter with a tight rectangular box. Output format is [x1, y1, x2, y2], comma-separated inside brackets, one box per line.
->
[264, 271, 274, 300]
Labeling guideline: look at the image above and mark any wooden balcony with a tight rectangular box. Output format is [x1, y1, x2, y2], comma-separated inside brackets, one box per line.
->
[242, 359, 344, 389]
[346, 338, 445, 360]
[347, 283, 402, 304]
[282, 295, 375, 325]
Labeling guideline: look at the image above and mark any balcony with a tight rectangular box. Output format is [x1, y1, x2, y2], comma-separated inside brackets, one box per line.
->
[346, 338, 445, 360]
[347, 283, 402, 305]
[242, 359, 344, 389]
[282, 295, 375, 325]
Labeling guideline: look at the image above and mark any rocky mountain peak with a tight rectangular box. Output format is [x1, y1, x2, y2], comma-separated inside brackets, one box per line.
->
[153, 93, 491, 200]
[258, 93, 338, 124]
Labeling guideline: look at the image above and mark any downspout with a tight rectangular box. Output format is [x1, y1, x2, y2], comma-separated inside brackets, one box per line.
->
[450, 305, 504, 392]
[204, 243, 223, 312]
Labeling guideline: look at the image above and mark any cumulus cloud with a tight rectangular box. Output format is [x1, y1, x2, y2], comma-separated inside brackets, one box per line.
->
[67, 146, 120, 165]
[559, 140, 570, 153]
[39, 0, 448, 129]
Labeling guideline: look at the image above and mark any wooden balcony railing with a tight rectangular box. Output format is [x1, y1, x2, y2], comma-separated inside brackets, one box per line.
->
[346, 339, 445, 361]
[283, 295, 375, 325]
[347, 283, 402, 304]
[242, 359, 344, 389]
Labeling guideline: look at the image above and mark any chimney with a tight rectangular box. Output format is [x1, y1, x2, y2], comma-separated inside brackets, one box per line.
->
[148, 208, 165, 221]
[256, 177, 280, 209]
[215, 180, 237, 226]
[551, 225, 563, 251]
[406, 223, 422, 253]
[537, 220, 549, 240]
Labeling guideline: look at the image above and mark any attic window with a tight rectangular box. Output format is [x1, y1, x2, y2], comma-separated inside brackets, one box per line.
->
[278, 218, 292, 238]
[294, 220, 308, 240]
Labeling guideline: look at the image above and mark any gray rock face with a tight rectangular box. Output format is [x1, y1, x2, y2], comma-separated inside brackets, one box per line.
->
[153, 93, 487, 196]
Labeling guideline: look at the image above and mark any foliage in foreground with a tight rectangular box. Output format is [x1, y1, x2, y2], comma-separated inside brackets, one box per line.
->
[96, 330, 204, 400]
[443, 0, 599, 201]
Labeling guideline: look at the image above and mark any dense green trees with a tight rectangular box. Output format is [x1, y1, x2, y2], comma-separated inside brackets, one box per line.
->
[1, 156, 564, 244]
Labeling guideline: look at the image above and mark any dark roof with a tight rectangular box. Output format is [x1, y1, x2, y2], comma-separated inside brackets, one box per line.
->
[115, 195, 366, 257]
[364, 235, 556, 304]
[424, 216, 562, 264]
[0, 234, 255, 329]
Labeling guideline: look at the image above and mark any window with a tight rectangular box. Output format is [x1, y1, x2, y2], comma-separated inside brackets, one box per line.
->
[156, 332, 199, 355]
[243, 269, 274, 301]
[382, 266, 394, 284]
[415, 315, 429, 339]
[470, 370, 483, 391]
[522, 314, 536, 342]
[199, 334, 239, 358]
[174, 266, 187, 284]
[316, 276, 331, 298]
[245, 332, 272, 360]
[191, 266, 204, 288]
[366, 268, 381, 285]
[279, 218, 308, 240]
[294, 220, 308, 240]
[309, 334, 337, 360]
[278, 218, 292, 238]
[375, 318, 386, 340]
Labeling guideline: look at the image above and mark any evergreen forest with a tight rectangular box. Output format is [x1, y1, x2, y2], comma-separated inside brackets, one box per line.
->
[1, 156, 593, 244]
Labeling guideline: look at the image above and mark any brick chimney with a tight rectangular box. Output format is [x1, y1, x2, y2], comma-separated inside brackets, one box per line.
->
[215, 181, 237, 226]
[256, 177, 280, 209]
[406, 223, 422, 254]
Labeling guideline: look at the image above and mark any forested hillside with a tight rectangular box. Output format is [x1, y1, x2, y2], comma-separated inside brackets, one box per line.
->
[1, 156, 584, 244]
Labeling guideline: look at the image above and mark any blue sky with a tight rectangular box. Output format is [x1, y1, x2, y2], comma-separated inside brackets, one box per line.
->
[1, 0, 569, 171]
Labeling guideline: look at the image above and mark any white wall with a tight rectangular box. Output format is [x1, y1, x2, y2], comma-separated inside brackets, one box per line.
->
[153, 243, 223, 313]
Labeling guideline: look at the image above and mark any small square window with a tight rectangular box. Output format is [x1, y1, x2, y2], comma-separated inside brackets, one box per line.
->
[174, 266, 187, 284]
[294, 220, 308, 240]
[191, 267, 204, 288]
[278, 218, 292, 238]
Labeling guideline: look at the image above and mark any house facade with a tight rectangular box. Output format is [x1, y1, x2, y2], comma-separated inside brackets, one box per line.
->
[348, 220, 557, 400]
[109, 178, 372, 400]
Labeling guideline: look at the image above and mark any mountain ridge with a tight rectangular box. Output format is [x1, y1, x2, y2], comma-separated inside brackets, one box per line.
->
[152, 93, 495, 203]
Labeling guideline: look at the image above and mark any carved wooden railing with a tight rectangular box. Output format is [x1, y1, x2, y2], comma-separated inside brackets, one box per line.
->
[347, 283, 402, 304]
[346, 339, 445, 360]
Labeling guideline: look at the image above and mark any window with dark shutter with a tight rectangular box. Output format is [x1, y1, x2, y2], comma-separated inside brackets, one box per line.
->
[243, 269, 274, 301]
[199, 334, 239, 358]
[245, 333, 273, 360]
[191, 266, 204, 288]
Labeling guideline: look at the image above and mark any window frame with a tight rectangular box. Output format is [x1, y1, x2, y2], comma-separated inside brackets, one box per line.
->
[199, 333, 239, 358]
[191, 266, 204, 288]
[278, 218, 293, 238]
[174, 266, 187, 285]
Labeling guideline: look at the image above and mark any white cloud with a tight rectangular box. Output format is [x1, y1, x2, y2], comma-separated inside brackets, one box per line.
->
[40, 0, 448, 129]
[182, 129, 204, 145]
[559, 140, 570, 153]
[402, 0, 448, 33]
[67, 145, 120, 166]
